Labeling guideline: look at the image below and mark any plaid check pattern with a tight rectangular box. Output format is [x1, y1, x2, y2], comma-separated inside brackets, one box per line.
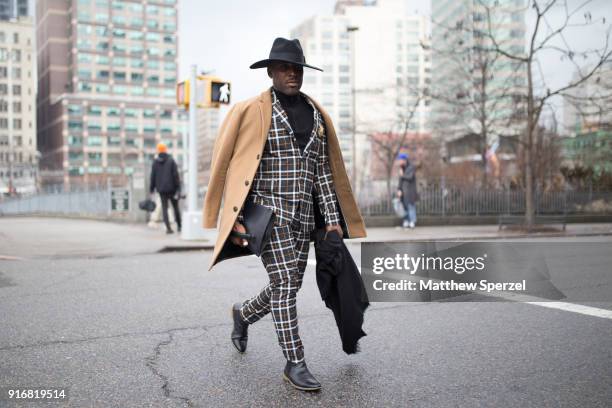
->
[238, 88, 341, 362]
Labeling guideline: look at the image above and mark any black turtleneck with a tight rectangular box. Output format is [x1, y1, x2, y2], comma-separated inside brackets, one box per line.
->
[274, 88, 314, 154]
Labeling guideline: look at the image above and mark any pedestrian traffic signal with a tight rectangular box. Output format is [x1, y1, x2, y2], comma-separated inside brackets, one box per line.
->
[210, 80, 231, 105]
[176, 76, 231, 108]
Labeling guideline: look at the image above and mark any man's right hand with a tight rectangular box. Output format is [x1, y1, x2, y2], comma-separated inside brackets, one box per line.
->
[230, 221, 249, 247]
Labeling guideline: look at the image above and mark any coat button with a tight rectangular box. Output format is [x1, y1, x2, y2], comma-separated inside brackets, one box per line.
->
[233, 206, 238, 212]
[245, 180, 249, 186]
[256, 154, 260, 159]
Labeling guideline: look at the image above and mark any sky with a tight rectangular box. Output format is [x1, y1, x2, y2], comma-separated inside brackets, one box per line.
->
[179, 0, 611, 120]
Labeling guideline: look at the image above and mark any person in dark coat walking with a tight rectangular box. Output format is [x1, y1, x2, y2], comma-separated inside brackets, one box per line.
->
[149, 142, 182, 234]
[396, 153, 418, 228]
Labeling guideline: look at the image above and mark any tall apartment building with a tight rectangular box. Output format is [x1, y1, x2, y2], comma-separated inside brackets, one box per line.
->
[0, 0, 28, 21]
[37, 0, 183, 187]
[431, 0, 526, 160]
[563, 61, 612, 135]
[0, 16, 37, 194]
[291, 0, 431, 192]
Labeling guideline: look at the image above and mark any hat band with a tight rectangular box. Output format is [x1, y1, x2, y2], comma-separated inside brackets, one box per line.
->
[268, 52, 306, 64]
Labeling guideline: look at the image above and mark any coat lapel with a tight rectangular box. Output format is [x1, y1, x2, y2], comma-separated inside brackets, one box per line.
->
[258, 89, 272, 147]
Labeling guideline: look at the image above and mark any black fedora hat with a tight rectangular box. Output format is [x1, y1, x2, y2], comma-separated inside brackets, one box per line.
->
[250, 37, 323, 72]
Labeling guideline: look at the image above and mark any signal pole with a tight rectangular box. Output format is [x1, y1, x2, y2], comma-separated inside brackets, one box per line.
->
[187, 64, 198, 214]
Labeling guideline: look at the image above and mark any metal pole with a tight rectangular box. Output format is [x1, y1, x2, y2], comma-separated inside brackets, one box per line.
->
[7, 34, 14, 196]
[347, 26, 359, 186]
[182, 114, 188, 179]
[188, 64, 198, 213]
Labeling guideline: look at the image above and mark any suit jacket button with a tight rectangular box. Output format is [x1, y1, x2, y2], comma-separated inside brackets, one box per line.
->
[256, 154, 260, 159]
[233, 206, 238, 212]
[245, 180, 249, 186]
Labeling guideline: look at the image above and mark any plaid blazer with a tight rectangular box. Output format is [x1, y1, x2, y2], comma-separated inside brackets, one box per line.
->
[239, 88, 341, 232]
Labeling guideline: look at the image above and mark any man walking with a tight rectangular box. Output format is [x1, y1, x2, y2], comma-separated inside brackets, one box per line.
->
[202, 38, 366, 391]
[150, 142, 182, 234]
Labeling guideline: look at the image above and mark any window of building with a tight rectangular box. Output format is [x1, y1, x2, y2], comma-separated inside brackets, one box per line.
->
[95, 26, 107, 36]
[146, 32, 160, 42]
[108, 135, 121, 146]
[107, 121, 121, 132]
[130, 18, 143, 28]
[112, 15, 126, 25]
[88, 105, 102, 116]
[95, 13, 108, 23]
[146, 87, 160, 96]
[87, 136, 103, 146]
[129, 3, 143, 12]
[95, 84, 110, 93]
[162, 7, 176, 17]
[113, 29, 126, 38]
[78, 69, 91, 79]
[87, 121, 102, 131]
[128, 30, 143, 41]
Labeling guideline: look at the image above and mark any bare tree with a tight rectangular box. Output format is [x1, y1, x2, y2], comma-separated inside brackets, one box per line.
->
[427, 9, 525, 188]
[483, 0, 612, 226]
[368, 92, 424, 199]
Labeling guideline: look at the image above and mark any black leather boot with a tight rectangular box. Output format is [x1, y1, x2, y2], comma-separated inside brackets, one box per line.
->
[283, 360, 322, 391]
[230, 302, 248, 353]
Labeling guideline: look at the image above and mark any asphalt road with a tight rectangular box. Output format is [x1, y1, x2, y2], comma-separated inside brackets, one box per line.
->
[0, 237, 611, 407]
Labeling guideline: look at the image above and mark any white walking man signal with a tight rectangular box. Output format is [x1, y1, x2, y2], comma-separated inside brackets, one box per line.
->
[219, 83, 230, 103]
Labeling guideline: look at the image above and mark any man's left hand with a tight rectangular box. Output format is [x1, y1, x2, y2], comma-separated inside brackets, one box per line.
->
[325, 224, 343, 238]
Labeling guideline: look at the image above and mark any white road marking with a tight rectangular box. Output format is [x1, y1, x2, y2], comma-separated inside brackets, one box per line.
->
[306, 258, 612, 320]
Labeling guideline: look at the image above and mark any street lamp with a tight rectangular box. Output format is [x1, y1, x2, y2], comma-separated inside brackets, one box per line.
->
[347, 25, 359, 187]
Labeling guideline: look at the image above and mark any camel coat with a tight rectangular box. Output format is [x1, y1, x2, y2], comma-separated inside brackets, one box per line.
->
[202, 88, 367, 271]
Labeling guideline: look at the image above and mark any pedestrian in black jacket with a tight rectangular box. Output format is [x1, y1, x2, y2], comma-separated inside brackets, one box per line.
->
[150, 143, 182, 234]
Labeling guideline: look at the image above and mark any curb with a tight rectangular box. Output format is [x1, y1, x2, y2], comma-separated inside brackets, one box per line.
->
[154, 230, 612, 253]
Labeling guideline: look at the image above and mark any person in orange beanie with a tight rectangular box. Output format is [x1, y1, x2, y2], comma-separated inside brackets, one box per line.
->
[149, 142, 182, 233]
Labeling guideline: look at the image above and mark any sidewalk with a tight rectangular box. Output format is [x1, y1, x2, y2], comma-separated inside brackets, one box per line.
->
[1, 216, 611, 259]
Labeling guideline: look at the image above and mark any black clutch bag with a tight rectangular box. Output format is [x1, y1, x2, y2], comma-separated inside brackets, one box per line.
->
[138, 198, 156, 212]
[230, 199, 275, 256]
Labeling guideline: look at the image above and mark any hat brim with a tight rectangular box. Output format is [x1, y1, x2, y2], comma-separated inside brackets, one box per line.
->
[249, 58, 323, 72]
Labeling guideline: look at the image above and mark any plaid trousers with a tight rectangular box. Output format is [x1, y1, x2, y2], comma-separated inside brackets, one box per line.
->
[237, 89, 340, 363]
[239, 216, 311, 362]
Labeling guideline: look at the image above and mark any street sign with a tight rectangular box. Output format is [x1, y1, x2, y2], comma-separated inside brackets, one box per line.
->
[110, 188, 130, 212]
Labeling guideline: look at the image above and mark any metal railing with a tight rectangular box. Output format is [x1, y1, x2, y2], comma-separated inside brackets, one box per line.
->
[0, 183, 121, 217]
[358, 187, 612, 217]
[2, 184, 611, 219]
